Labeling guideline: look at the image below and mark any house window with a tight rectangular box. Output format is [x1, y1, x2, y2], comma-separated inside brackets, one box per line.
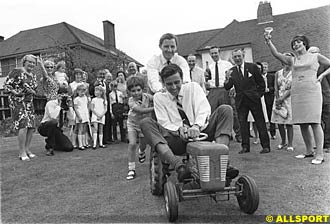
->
[0, 58, 17, 77]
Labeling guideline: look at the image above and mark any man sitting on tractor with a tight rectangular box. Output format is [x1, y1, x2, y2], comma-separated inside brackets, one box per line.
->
[140, 64, 239, 182]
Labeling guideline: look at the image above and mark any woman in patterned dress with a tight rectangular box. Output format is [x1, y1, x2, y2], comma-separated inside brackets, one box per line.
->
[4, 54, 38, 161]
[41, 60, 59, 101]
[271, 53, 294, 151]
[265, 34, 330, 165]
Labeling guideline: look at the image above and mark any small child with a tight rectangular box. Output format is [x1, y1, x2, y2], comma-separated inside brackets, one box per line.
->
[125, 76, 154, 180]
[91, 86, 107, 149]
[73, 84, 90, 150]
[54, 61, 69, 86]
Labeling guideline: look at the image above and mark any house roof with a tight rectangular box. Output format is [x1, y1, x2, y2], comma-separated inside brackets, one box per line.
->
[176, 28, 221, 57]
[177, 5, 330, 72]
[0, 22, 142, 66]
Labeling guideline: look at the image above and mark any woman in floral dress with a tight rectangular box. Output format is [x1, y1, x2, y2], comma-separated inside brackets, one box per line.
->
[272, 53, 294, 151]
[4, 54, 38, 161]
[41, 60, 59, 101]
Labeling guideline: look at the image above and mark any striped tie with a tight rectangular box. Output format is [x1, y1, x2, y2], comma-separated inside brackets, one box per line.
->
[176, 97, 190, 126]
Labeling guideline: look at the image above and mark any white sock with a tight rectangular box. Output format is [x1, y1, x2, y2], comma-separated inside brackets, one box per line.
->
[78, 135, 83, 147]
[72, 133, 77, 146]
[93, 133, 97, 147]
[84, 133, 89, 145]
[99, 134, 103, 146]
[128, 162, 135, 171]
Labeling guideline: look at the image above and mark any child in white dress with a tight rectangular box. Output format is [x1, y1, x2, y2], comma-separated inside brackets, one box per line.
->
[73, 84, 90, 150]
[91, 86, 107, 149]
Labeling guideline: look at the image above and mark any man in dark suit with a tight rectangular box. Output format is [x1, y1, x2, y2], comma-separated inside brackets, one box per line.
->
[262, 62, 276, 139]
[224, 49, 270, 154]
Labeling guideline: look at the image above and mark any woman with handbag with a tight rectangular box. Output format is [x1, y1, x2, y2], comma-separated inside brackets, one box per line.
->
[272, 53, 294, 151]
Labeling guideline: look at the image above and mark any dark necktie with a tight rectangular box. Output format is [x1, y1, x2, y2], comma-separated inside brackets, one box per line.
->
[190, 68, 193, 80]
[215, 62, 219, 87]
[238, 65, 243, 78]
[167, 60, 171, 65]
[115, 91, 118, 103]
[176, 97, 190, 126]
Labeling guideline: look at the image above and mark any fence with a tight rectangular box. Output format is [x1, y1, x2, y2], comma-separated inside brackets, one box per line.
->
[0, 89, 47, 120]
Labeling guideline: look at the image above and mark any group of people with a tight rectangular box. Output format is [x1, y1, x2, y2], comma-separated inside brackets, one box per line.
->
[4, 30, 330, 185]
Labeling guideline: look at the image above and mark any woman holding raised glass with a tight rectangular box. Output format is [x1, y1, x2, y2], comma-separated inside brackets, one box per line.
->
[264, 30, 330, 165]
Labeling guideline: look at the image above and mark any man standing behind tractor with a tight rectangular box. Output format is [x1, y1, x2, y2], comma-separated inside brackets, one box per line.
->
[146, 33, 190, 94]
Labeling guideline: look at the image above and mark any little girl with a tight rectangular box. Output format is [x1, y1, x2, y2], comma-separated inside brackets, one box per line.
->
[54, 61, 69, 86]
[73, 84, 90, 150]
[91, 86, 107, 149]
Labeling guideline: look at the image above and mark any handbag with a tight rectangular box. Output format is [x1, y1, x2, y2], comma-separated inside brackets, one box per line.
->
[273, 105, 288, 119]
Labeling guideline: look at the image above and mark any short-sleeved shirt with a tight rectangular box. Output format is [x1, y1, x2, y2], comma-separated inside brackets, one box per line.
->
[127, 93, 153, 126]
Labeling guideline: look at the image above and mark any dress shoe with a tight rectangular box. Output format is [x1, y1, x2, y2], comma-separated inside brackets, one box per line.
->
[46, 149, 54, 156]
[226, 166, 239, 179]
[238, 148, 250, 154]
[19, 155, 30, 161]
[27, 152, 37, 158]
[260, 148, 270, 154]
[176, 165, 191, 183]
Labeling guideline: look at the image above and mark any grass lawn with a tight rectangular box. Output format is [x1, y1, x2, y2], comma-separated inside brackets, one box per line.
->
[1, 126, 329, 223]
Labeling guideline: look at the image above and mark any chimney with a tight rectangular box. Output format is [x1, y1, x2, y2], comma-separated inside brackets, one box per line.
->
[0, 36, 4, 42]
[103, 20, 116, 49]
[257, 1, 273, 24]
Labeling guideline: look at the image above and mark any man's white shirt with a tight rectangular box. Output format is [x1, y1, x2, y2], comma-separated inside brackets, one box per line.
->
[146, 53, 191, 93]
[153, 82, 211, 131]
[208, 60, 232, 88]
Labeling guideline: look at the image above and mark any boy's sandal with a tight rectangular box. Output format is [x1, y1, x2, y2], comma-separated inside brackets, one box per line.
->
[126, 170, 136, 180]
[295, 153, 314, 159]
[277, 144, 287, 150]
[138, 150, 146, 163]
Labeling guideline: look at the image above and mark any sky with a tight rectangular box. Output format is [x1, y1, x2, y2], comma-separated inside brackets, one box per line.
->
[1, 0, 329, 65]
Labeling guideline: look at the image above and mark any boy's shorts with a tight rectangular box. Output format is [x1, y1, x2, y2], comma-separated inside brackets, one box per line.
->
[127, 121, 144, 138]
